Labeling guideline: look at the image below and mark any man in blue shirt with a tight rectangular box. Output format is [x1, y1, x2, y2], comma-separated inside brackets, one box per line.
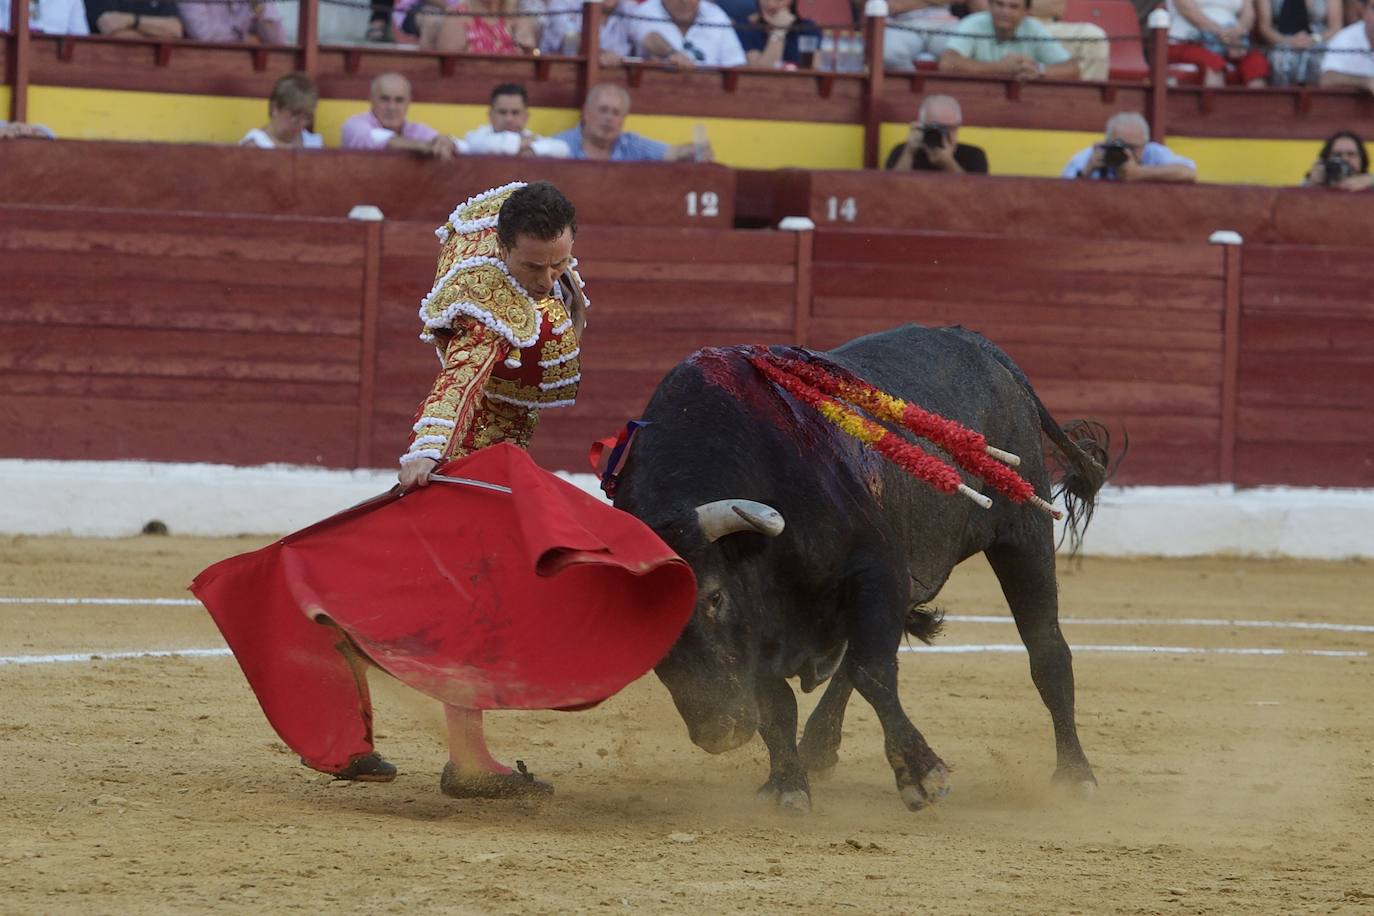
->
[1062, 112, 1197, 183]
[555, 83, 709, 162]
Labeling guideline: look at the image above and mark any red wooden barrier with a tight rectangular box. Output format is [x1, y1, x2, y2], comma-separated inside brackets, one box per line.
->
[0, 142, 737, 228]
[772, 170, 1307, 243]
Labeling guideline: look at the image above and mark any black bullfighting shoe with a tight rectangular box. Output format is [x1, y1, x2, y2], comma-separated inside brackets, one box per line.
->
[439, 760, 553, 799]
[319, 752, 398, 782]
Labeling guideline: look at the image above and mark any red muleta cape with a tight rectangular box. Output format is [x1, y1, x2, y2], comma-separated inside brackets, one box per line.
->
[191, 443, 696, 773]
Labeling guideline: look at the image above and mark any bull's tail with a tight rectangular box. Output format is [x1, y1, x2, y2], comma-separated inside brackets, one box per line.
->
[905, 604, 945, 645]
[943, 327, 1123, 554]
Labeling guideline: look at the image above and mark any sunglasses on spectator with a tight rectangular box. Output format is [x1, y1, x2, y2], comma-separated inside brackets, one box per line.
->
[682, 40, 706, 62]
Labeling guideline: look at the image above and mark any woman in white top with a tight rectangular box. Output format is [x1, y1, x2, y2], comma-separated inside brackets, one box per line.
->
[240, 72, 324, 149]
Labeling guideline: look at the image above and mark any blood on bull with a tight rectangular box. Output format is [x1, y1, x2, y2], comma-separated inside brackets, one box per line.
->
[611, 324, 1116, 813]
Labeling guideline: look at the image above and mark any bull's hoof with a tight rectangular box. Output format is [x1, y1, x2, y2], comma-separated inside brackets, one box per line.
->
[1052, 765, 1098, 799]
[756, 781, 812, 815]
[322, 752, 397, 783]
[440, 760, 553, 799]
[898, 763, 952, 811]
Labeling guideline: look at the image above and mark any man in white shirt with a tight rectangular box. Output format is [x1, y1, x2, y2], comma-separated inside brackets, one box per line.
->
[457, 83, 572, 158]
[629, 0, 748, 67]
[1318, 0, 1374, 92]
[539, 0, 635, 63]
[1, 0, 90, 33]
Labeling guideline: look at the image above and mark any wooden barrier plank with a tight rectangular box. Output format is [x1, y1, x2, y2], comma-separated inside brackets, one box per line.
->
[0, 396, 358, 467]
[814, 233, 1225, 278]
[1032, 380, 1219, 416]
[812, 265, 1224, 311]
[1241, 275, 1374, 317]
[1235, 443, 1374, 488]
[1242, 244, 1374, 279]
[3, 251, 362, 298]
[1237, 405, 1374, 445]
[989, 344, 1223, 386]
[0, 372, 353, 405]
[1237, 358, 1374, 410]
[1241, 317, 1374, 354]
[0, 327, 360, 383]
[805, 317, 1223, 354]
[809, 300, 1223, 333]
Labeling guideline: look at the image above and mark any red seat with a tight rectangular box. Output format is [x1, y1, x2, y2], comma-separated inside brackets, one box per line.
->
[1062, 0, 1150, 81]
[799, 0, 856, 28]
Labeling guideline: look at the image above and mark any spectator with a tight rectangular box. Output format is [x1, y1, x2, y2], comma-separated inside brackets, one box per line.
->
[1062, 111, 1197, 182]
[1257, 0, 1339, 85]
[539, 0, 635, 62]
[180, 0, 285, 42]
[457, 83, 572, 156]
[402, 0, 537, 52]
[1030, 0, 1109, 80]
[884, 94, 989, 172]
[1166, 0, 1270, 86]
[1, 0, 89, 32]
[628, 0, 749, 67]
[938, 0, 1081, 79]
[554, 83, 709, 160]
[241, 72, 323, 149]
[0, 120, 57, 139]
[737, 0, 823, 66]
[1318, 0, 1374, 91]
[885, 0, 961, 70]
[85, 0, 183, 37]
[341, 72, 456, 159]
[1301, 129, 1373, 189]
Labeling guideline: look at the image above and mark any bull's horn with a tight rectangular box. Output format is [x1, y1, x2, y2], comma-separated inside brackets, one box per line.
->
[695, 500, 785, 542]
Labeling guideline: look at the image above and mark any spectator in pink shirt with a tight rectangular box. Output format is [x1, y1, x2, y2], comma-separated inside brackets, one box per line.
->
[340, 72, 456, 159]
[179, 0, 285, 42]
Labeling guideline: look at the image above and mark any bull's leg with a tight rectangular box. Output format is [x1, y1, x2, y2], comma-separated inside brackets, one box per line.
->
[984, 541, 1096, 790]
[753, 676, 812, 813]
[844, 572, 951, 811]
[797, 668, 853, 777]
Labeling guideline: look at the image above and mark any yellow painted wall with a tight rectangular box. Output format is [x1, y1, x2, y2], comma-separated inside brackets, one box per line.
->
[23, 85, 1324, 186]
[0, 87, 11, 118]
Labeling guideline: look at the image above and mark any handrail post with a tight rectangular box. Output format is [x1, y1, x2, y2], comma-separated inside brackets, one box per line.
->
[861, 0, 887, 169]
[1210, 229, 1243, 484]
[299, 0, 320, 75]
[578, 0, 604, 106]
[1146, 6, 1169, 142]
[10, 0, 31, 123]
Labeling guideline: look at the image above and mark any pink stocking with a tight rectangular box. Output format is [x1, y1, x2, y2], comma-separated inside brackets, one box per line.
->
[444, 705, 511, 775]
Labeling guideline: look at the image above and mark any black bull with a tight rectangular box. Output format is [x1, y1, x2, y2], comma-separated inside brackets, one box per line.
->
[612, 325, 1114, 813]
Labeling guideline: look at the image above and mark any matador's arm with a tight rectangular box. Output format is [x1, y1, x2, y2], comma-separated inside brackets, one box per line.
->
[400, 320, 510, 466]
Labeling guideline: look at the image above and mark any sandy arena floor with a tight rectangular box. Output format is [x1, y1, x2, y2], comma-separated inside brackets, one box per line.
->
[2, 535, 1372, 914]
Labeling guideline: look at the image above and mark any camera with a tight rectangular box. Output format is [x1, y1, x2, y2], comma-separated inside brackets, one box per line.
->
[921, 124, 950, 149]
[1099, 138, 1131, 175]
[1322, 156, 1355, 186]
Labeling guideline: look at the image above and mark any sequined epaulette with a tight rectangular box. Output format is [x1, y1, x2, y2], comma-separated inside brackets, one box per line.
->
[419, 256, 541, 357]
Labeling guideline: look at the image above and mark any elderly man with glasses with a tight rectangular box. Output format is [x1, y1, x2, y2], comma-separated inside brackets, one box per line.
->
[630, 0, 748, 67]
[1062, 111, 1197, 183]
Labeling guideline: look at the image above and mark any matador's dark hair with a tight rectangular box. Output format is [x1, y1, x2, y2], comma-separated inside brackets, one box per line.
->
[497, 181, 577, 249]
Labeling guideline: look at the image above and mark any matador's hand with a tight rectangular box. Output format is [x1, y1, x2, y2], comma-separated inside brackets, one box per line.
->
[398, 457, 438, 492]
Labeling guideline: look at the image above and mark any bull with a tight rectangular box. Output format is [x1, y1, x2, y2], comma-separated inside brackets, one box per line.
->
[612, 324, 1113, 813]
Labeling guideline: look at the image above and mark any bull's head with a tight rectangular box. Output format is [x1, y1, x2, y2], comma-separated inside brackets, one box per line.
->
[653, 499, 785, 754]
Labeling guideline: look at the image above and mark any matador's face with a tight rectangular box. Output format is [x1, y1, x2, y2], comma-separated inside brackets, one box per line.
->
[501, 228, 574, 300]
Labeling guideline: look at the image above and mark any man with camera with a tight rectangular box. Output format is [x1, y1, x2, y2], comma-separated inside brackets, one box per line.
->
[885, 95, 989, 174]
[1061, 111, 1196, 183]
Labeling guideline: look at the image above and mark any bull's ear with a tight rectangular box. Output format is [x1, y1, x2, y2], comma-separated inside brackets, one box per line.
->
[695, 500, 785, 542]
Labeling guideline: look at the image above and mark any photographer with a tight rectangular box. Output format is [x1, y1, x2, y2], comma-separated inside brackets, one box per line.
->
[884, 95, 989, 174]
[1061, 112, 1197, 183]
[1302, 130, 1373, 190]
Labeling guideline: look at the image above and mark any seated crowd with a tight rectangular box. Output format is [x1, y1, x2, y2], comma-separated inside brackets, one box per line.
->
[219, 68, 1368, 193]
[4, 0, 1372, 89]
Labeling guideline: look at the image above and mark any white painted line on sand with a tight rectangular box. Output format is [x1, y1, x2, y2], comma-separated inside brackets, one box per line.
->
[902, 644, 1367, 658]
[7, 598, 1372, 637]
[0, 648, 231, 666]
[2, 644, 1365, 667]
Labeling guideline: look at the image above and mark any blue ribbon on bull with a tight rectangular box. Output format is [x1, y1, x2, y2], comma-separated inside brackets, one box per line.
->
[588, 420, 651, 498]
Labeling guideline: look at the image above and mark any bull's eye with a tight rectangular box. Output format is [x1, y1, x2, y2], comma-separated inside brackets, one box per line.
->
[703, 590, 725, 620]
